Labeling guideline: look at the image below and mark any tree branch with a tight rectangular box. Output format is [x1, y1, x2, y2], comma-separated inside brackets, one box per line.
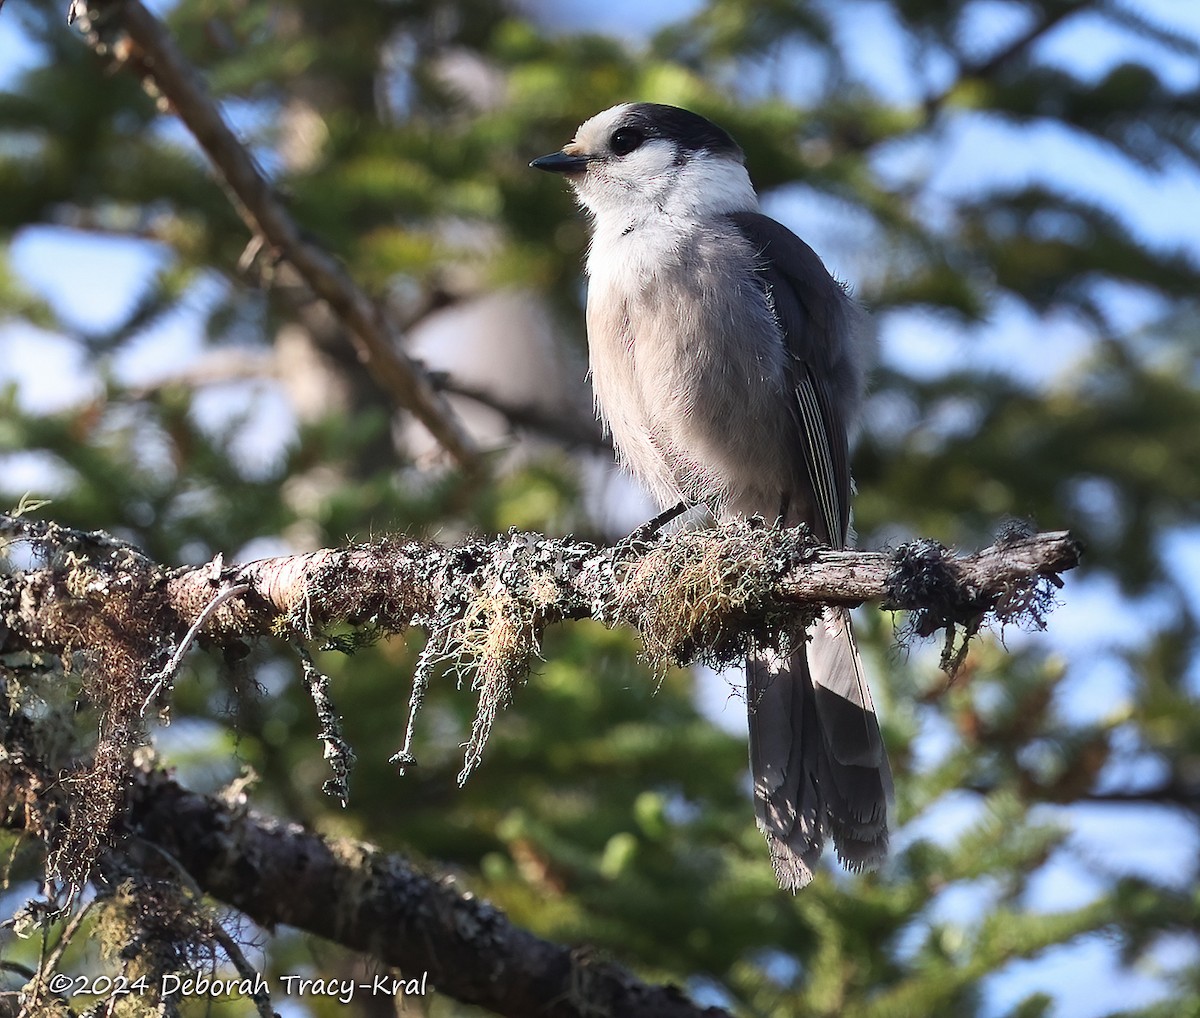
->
[71, 0, 479, 471]
[74, 350, 606, 455]
[920, 1, 1097, 118]
[0, 755, 730, 1018]
[436, 377, 611, 452]
[1, 514, 1081, 673]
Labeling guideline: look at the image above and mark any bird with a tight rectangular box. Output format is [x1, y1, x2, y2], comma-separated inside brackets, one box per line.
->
[530, 102, 891, 890]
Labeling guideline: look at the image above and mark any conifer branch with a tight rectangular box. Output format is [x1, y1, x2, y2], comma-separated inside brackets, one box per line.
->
[1, 514, 1080, 672]
[0, 511, 1081, 799]
[70, 0, 480, 471]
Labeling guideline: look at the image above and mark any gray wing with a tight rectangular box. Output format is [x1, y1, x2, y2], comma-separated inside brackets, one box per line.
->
[728, 212, 888, 887]
[726, 210, 855, 549]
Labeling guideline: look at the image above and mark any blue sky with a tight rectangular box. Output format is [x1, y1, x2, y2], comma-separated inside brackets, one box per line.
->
[3, 1, 1199, 1015]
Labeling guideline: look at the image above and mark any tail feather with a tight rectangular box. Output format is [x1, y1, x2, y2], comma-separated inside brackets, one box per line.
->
[808, 608, 885, 769]
[747, 646, 823, 889]
[747, 608, 890, 890]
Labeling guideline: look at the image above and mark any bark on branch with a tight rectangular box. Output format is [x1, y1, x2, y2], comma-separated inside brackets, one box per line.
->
[2, 515, 1080, 669]
[70, 0, 479, 470]
[0, 752, 731, 1018]
[1, 515, 1081, 684]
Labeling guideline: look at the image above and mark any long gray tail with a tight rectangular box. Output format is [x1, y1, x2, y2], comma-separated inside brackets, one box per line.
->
[747, 607, 891, 889]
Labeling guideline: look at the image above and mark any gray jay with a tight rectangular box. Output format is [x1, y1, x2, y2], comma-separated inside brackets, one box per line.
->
[531, 102, 890, 889]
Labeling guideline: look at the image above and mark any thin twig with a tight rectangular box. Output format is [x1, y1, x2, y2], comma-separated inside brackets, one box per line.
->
[205, 925, 275, 1018]
[141, 582, 250, 714]
[138, 842, 277, 1018]
[390, 640, 435, 775]
[298, 647, 356, 807]
[39, 897, 99, 985]
[438, 379, 609, 452]
[0, 962, 36, 982]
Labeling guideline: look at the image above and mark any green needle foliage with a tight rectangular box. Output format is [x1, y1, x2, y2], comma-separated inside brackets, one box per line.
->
[2, 0, 1198, 1015]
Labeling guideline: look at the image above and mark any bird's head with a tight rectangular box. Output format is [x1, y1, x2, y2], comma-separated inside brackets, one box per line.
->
[530, 102, 757, 224]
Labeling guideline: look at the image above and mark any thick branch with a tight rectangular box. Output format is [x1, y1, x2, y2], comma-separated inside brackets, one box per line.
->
[1, 516, 1082, 666]
[0, 756, 729, 1018]
[73, 0, 478, 470]
[130, 773, 729, 1018]
[782, 531, 1081, 604]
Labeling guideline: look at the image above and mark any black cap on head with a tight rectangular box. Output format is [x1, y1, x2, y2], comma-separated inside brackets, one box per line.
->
[617, 103, 743, 160]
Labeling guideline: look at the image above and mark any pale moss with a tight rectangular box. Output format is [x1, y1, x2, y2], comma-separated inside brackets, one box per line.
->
[615, 521, 815, 671]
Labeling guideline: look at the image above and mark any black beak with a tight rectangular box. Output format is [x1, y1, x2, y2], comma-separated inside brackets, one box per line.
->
[530, 151, 590, 174]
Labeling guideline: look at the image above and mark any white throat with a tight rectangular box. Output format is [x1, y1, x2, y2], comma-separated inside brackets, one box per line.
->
[576, 153, 753, 252]
[581, 155, 759, 277]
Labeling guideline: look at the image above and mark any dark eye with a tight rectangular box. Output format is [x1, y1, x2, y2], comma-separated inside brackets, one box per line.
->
[610, 127, 645, 156]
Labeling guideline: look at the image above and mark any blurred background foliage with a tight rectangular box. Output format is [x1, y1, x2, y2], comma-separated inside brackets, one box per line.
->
[1, 0, 1199, 1015]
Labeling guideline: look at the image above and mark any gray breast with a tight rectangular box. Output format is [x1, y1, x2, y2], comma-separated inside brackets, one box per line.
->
[586, 221, 803, 515]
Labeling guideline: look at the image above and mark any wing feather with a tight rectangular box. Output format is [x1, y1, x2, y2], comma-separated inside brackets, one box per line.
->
[725, 210, 856, 548]
[728, 210, 890, 880]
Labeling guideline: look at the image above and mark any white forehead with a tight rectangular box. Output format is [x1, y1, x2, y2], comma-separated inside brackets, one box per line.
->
[571, 103, 635, 152]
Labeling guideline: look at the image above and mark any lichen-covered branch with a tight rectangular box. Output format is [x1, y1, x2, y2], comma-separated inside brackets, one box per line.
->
[69, 0, 479, 471]
[0, 752, 731, 1018]
[2, 514, 1081, 669]
[2, 511, 1080, 788]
